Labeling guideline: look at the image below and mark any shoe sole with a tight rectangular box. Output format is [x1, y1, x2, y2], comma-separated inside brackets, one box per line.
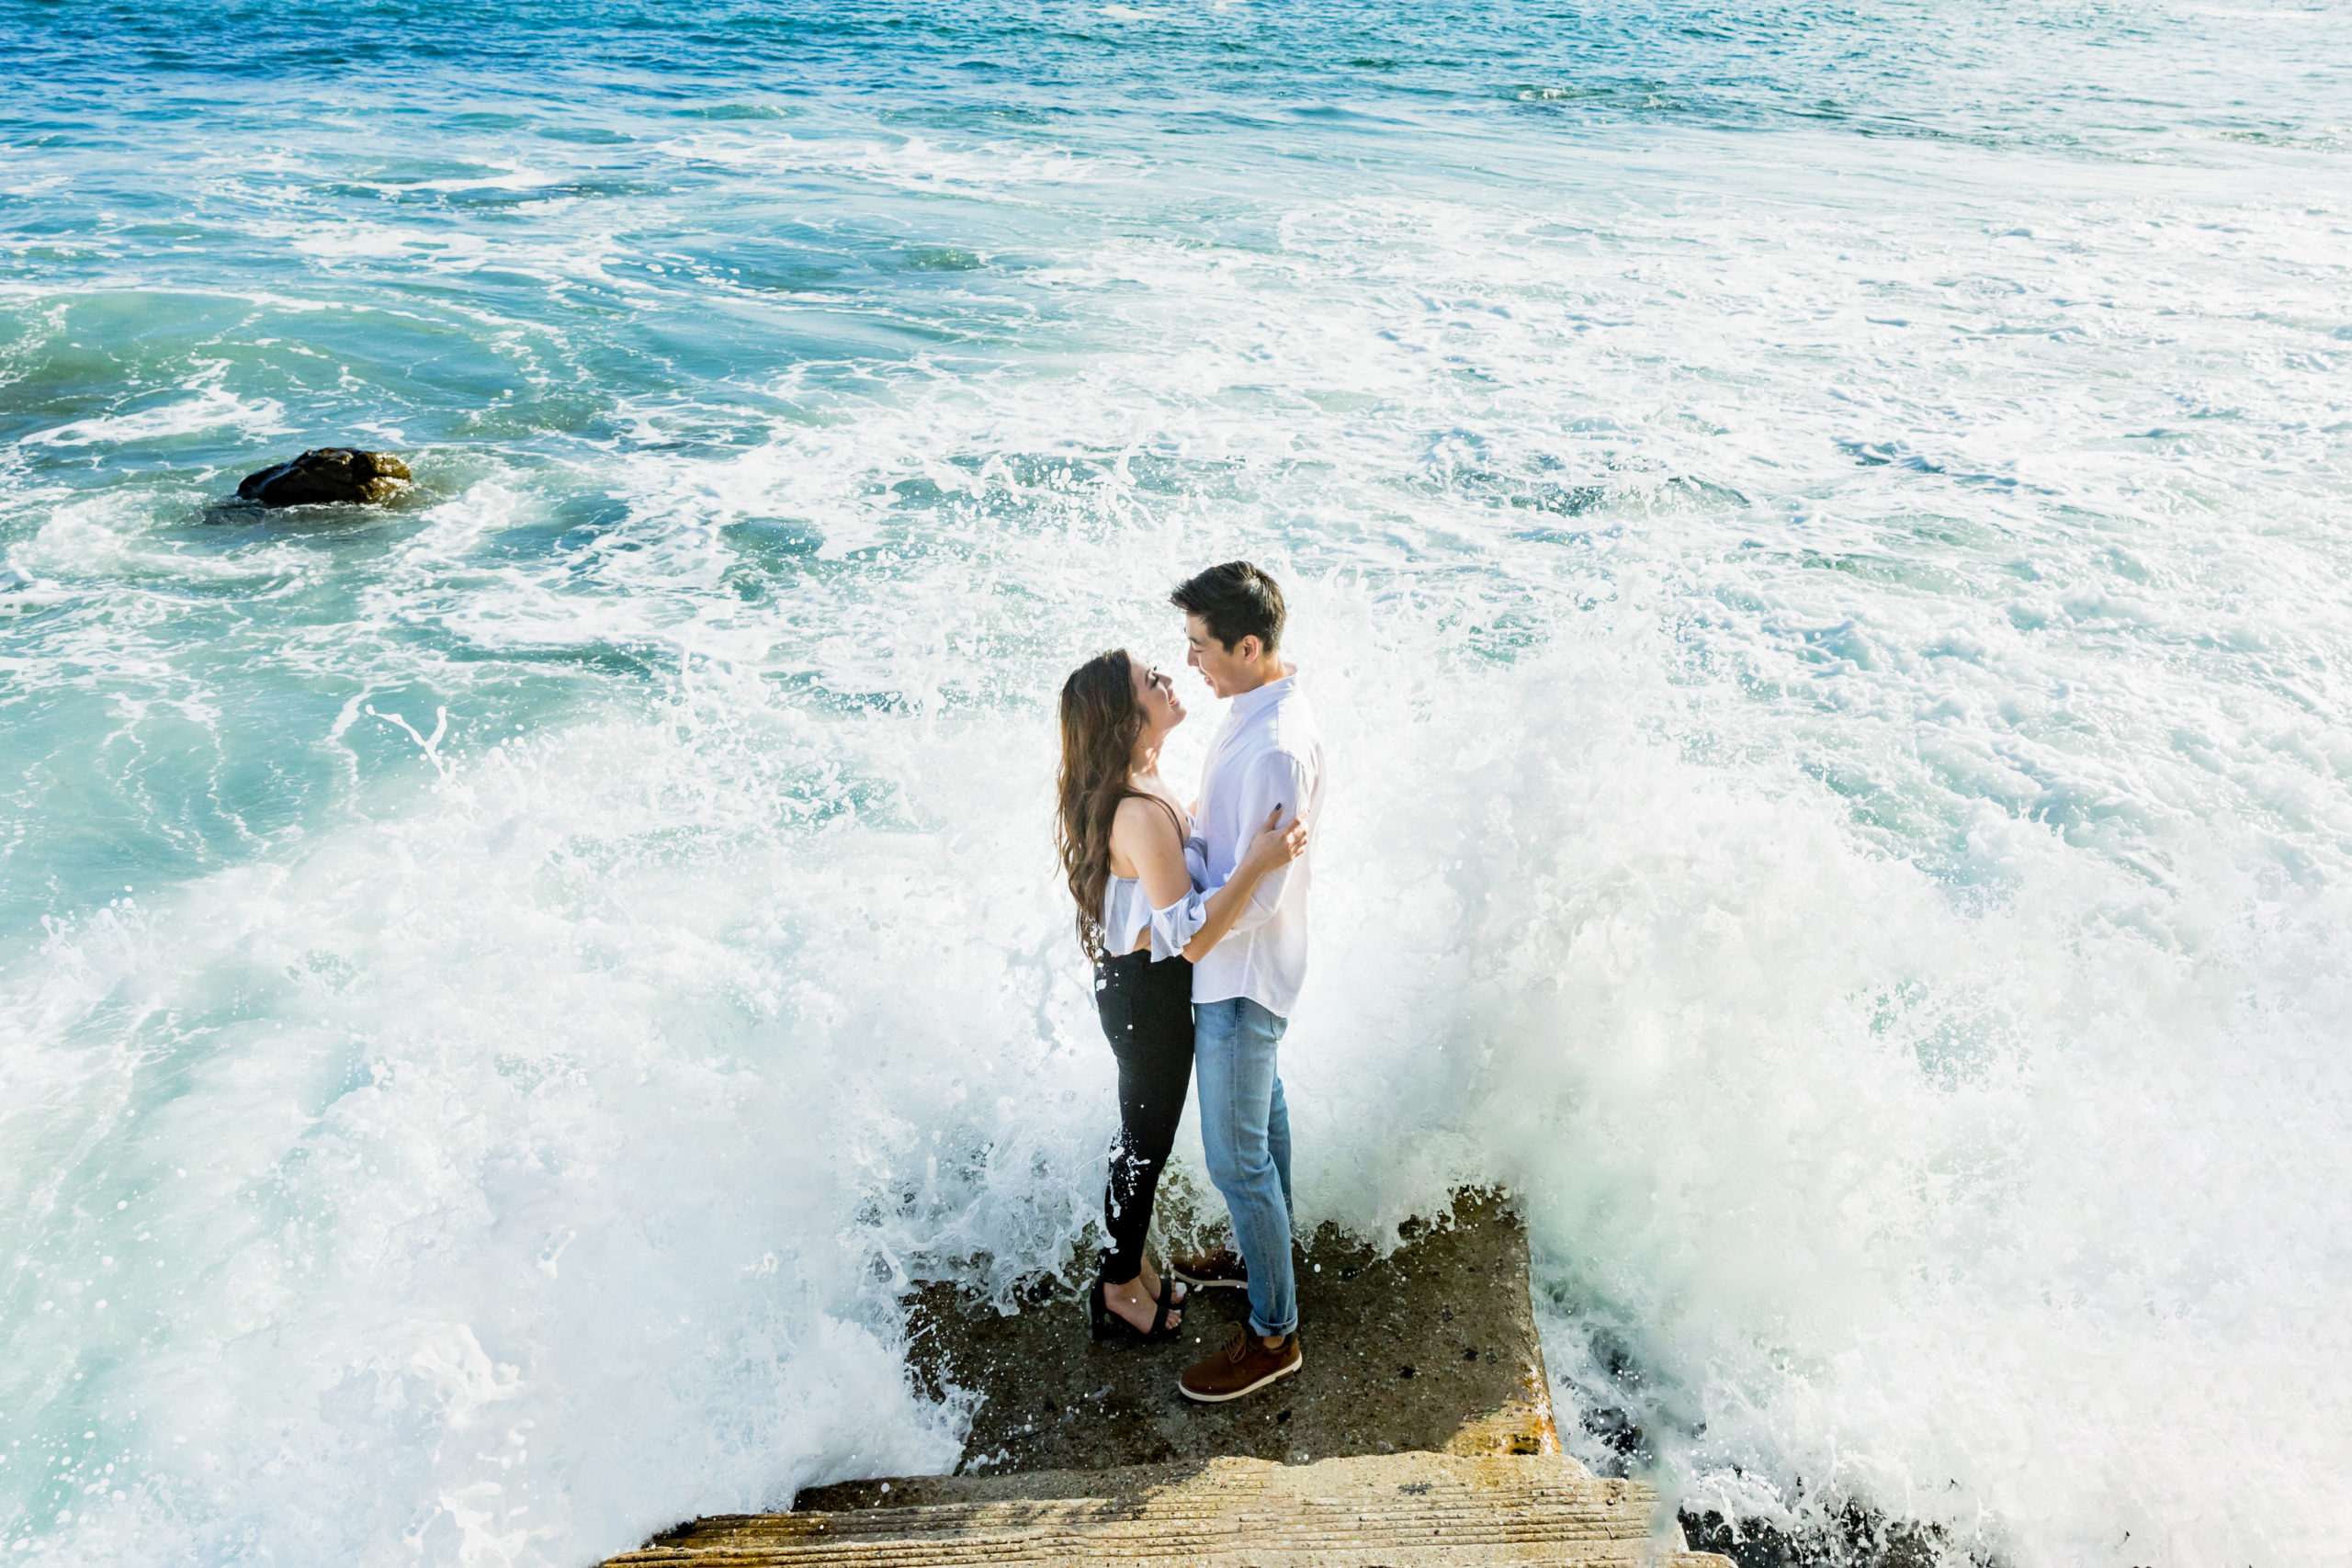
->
[1179, 1353, 1301, 1404]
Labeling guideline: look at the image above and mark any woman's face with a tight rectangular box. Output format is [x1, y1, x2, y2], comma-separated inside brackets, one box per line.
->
[1130, 655, 1185, 739]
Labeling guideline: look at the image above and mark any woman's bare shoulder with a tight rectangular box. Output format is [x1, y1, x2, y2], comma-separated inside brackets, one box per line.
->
[1112, 793, 1186, 846]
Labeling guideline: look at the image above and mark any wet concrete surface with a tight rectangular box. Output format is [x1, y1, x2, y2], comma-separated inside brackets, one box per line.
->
[801, 1189, 1556, 1510]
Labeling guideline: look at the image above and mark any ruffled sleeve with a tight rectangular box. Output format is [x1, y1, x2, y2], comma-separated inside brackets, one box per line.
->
[1145, 887, 1208, 962]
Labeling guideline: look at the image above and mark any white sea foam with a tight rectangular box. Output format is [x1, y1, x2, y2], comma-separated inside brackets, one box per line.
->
[288, 225, 492, 262]
[6, 12, 2352, 1567]
[652, 129, 1134, 197]
[20, 383, 287, 450]
[12, 575, 2346, 1566]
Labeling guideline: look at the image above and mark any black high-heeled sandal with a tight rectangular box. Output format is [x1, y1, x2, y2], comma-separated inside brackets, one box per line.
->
[1088, 1273, 1184, 1344]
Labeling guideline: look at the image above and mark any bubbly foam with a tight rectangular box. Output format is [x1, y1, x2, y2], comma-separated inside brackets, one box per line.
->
[6, 3, 2351, 1564]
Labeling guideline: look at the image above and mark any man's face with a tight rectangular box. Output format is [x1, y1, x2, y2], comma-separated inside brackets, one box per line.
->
[1183, 614, 1257, 699]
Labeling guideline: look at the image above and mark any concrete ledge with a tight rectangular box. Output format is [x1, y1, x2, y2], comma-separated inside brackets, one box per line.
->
[880, 1189, 1556, 1482]
[620, 1452, 1728, 1566]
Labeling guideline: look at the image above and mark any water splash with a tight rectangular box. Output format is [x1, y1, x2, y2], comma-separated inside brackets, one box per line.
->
[6, 2, 2350, 1564]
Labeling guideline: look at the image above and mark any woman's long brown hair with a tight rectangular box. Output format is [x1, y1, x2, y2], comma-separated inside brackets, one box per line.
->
[1057, 649, 1146, 957]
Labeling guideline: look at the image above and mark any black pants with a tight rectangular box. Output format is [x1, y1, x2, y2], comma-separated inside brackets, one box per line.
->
[1092, 947, 1194, 1286]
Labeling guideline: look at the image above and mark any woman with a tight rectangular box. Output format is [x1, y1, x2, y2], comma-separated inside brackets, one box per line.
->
[1057, 649, 1309, 1342]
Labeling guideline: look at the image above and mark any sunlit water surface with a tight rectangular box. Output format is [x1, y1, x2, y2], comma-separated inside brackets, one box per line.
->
[4, 3, 2349, 1563]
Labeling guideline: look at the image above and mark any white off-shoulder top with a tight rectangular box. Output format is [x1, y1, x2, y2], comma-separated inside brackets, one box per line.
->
[1102, 807, 1209, 963]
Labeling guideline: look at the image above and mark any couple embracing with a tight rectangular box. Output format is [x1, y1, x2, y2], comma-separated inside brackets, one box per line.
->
[1054, 561, 1326, 1405]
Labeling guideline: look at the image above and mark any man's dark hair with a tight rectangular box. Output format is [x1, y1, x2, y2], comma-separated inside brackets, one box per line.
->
[1170, 560, 1285, 655]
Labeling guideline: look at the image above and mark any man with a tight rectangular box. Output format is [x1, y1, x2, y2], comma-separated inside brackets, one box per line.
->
[1167, 561, 1326, 1403]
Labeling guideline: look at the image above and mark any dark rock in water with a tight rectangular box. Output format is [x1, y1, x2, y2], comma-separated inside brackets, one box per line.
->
[1682, 1502, 1975, 1568]
[236, 448, 412, 507]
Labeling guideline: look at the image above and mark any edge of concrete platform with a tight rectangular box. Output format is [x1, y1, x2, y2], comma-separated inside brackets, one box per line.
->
[618, 1451, 1735, 1568]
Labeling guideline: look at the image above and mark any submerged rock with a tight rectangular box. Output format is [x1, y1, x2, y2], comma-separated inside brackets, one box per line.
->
[236, 448, 413, 507]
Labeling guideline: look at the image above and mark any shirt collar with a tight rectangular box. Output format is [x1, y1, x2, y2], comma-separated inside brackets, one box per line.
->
[1227, 663, 1297, 724]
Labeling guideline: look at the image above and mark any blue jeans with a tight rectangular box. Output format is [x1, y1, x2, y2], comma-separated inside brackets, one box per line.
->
[1193, 996, 1295, 1338]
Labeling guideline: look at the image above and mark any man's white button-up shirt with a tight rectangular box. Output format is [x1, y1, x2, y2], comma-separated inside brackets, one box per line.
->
[1190, 665, 1325, 1018]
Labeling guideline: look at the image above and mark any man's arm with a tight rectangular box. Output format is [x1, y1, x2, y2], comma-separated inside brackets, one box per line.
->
[1212, 749, 1314, 938]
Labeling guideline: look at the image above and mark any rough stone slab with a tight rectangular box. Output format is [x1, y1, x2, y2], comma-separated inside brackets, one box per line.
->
[613, 1452, 1732, 1567]
[873, 1190, 1557, 1482]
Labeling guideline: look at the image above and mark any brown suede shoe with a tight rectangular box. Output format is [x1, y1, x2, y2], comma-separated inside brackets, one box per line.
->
[1179, 1324, 1301, 1404]
[1170, 1247, 1249, 1291]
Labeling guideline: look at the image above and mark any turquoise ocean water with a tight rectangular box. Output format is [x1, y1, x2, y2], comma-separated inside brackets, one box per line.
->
[4, 3, 2348, 1562]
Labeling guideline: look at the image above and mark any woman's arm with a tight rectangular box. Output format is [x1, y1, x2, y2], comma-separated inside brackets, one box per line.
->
[1120, 799, 1306, 963]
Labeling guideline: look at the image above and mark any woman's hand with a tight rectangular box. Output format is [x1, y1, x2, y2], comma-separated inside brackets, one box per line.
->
[1241, 804, 1310, 874]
